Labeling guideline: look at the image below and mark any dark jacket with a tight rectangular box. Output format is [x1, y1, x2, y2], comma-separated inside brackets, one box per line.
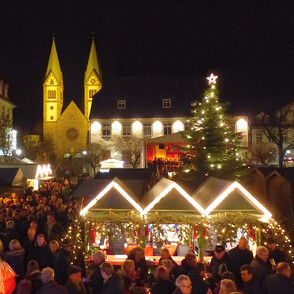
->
[54, 248, 73, 285]
[269, 248, 286, 265]
[250, 256, 272, 286]
[23, 236, 36, 264]
[65, 278, 87, 294]
[151, 280, 175, 294]
[88, 263, 104, 294]
[33, 246, 51, 269]
[36, 281, 68, 294]
[4, 247, 25, 276]
[179, 258, 195, 276]
[101, 272, 124, 294]
[210, 252, 234, 284]
[242, 278, 265, 294]
[229, 246, 253, 275]
[44, 221, 65, 242]
[27, 270, 43, 294]
[172, 288, 183, 294]
[188, 270, 209, 294]
[263, 273, 294, 294]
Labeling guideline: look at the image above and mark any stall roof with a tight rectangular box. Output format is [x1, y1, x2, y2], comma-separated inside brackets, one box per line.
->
[80, 177, 144, 214]
[0, 168, 24, 187]
[192, 177, 272, 217]
[0, 164, 37, 179]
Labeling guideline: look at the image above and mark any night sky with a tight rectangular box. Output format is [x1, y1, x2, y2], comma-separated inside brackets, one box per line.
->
[1, 1, 294, 131]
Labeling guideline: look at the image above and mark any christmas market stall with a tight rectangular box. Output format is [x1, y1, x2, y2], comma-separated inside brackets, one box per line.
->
[70, 171, 294, 264]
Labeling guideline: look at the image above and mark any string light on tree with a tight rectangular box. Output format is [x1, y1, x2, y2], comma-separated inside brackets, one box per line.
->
[183, 73, 243, 176]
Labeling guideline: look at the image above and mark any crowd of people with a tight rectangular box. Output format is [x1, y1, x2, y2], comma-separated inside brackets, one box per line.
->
[0, 179, 293, 294]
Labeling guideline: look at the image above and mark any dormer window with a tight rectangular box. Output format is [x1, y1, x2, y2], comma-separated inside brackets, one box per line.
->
[117, 100, 126, 109]
[162, 99, 171, 108]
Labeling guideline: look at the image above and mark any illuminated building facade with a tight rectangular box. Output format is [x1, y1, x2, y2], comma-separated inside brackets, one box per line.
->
[90, 77, 249, 166]
[43, 36, 102, 160]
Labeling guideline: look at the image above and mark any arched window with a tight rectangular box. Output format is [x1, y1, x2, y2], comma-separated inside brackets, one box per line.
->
[63, 153, 71, 158]
[74, 153, 82, 158]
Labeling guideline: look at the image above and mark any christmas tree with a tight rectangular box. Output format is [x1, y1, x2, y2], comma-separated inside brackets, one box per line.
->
[184, 73, 243, 176]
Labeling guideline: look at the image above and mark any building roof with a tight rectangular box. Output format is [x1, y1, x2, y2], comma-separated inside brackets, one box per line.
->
[45, 37, 62, 83]
[0, 168, 24, 186]
[90, 76, 204, 119]
[85, 37, 102, 83]
[267, 168, 294, 182]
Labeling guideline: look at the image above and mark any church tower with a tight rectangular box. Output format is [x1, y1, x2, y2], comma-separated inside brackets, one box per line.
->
[43, 36, 63, 154]
[84, 36, 102, 120]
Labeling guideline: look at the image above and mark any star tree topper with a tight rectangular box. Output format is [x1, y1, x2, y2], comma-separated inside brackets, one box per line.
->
[207, 73, 218, 84]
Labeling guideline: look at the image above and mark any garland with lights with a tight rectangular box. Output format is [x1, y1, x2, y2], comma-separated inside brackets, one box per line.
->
[183, 73, 244, 176]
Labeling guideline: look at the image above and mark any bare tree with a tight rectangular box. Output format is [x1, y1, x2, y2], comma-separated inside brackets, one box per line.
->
[252, 142, 276, 166]
[113, 135, 143, 168]
[84, 143, 102, 175]
[0, 113, 13, 164]
[258, 105, 294, 167]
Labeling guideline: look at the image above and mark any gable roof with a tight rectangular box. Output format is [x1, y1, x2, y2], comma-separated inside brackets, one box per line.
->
[266, 168, 294, 183]
[90, 76, 204, 119]
[79, 177, 144, 215]
[59, 101, 87, 121]
[85, 38, 102, 83]
[142, 177, 205, 215]
[0, 168, 24, 186]
[192, 177, 272, 217]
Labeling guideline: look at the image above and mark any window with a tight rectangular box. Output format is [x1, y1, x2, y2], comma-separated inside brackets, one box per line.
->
[164, 123, 172, 135]
[89, 89, 97, 98]
[256, 133, 262, 143]
[122, 123, 131, 136]
[50, 116, 54, 120]
[143, 123, 152, 137]
[162, 99, 171, 108]
[48, 90, 56, 99]
[102, 123, 111, 137]
[185, 122, 191, 131]
[283, 134, 287, 143]
[159, 144, 165, 149]
[50, 106, 54, 110]
[117, 100, 126, 109]
[50, 79, 54, 85]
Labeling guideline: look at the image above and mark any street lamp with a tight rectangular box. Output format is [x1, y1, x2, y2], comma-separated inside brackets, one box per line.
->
[82, 150, 87, 155]
[15, 149, 22, 156]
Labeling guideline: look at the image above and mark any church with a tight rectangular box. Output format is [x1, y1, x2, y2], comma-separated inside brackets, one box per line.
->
[43, 36, 102, 161]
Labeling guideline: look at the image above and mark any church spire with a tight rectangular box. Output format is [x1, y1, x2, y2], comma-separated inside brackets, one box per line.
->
[84, 35, 102, 120]
[84, 35, 102, 83]
[46, 35, 62, 83]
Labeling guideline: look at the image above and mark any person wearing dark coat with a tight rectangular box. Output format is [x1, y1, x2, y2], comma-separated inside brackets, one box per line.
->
[23, 227, 37, 264]
[209, 245, 234, 286]
[100, 262, 124, 294]
[240, 264, 265, 294]
[151, 266, 175, 294]
[263, 262, 294, 294]
[26, 270, 43, 294]
[33, 234, 51, 269]
[54, 239, 73, 285]
[44, 212, 65, 243]
[88, 251, 106, 294]
[65, 266, 87, 294]
[172, 275, 192, 294]
[250, 246, 272, 286]
[36, 267, 67, 294]
[187, 263, 209, 294]
[127, 246, 148, 283]
[4, 239, 26, 277]
[179, 252, 197, 276]
[267, 238, 287, 265]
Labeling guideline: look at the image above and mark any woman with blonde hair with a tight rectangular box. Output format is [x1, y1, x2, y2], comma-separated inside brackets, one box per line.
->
[120, 259, 138, 291]
[219, 279, 237, 294]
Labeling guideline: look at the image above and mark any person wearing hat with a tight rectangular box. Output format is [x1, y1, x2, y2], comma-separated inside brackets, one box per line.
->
[209, 245, 234, 287]
[65, 266, 87, 294]
[266, 238, 287, 266]
[54, 239, 73, 285]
